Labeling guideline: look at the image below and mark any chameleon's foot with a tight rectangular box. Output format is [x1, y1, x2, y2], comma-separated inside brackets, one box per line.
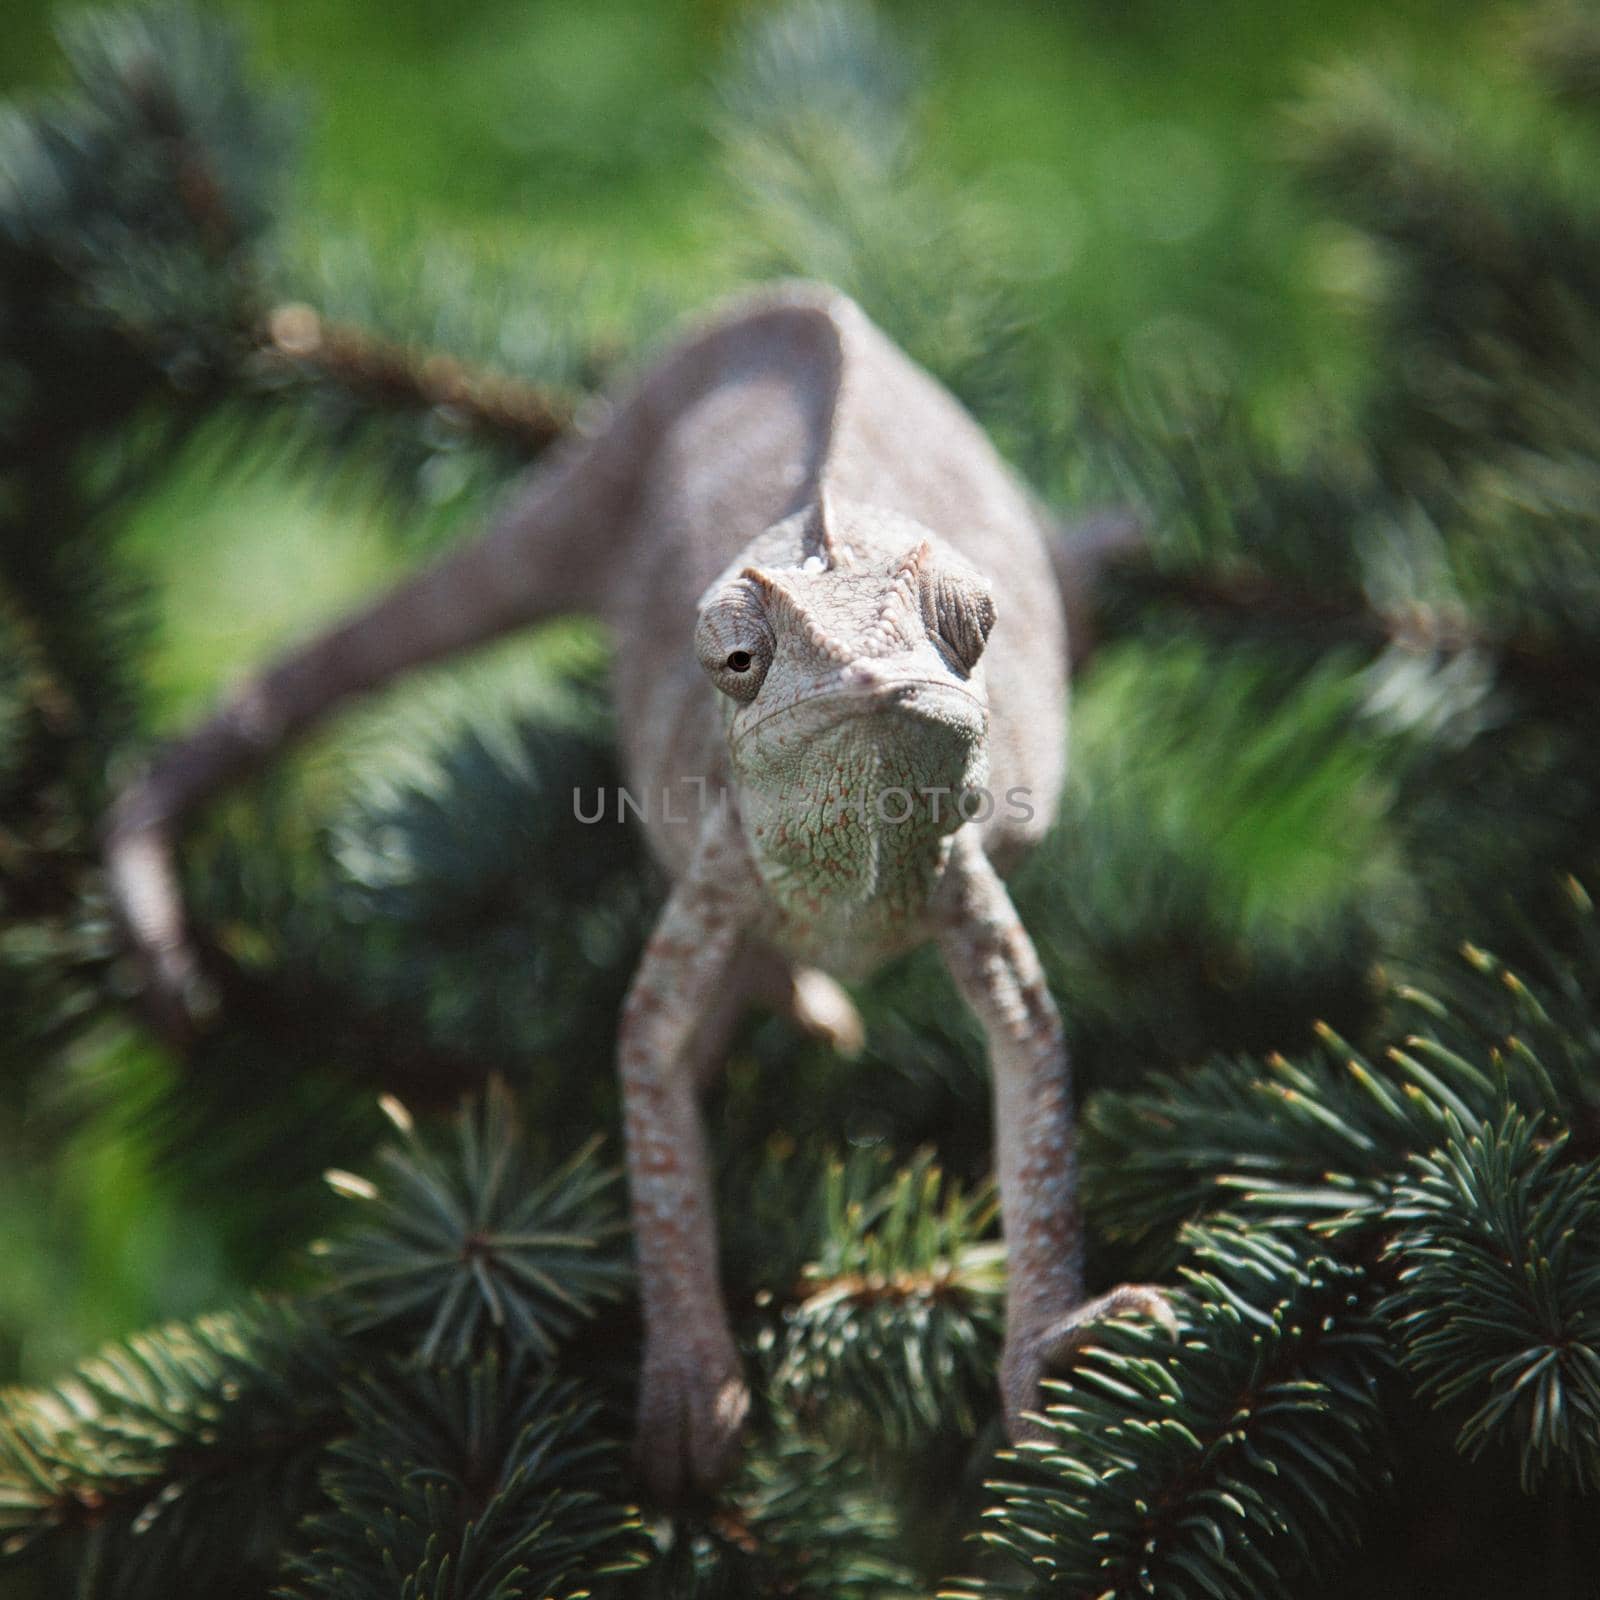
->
[788, 967, 865, 1057]
[1001, 1284, 1178, 1444]
[633, 1330, 750, 1504]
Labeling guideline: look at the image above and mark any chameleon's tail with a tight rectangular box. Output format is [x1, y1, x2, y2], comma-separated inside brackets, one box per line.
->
[102, 398, 637, 1036]
[102, 284, 853, 1038]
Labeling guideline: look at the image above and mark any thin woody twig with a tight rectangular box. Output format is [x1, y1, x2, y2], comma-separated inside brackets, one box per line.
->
[260, 303, 580, 454]
[1107, 562, 1600, 705]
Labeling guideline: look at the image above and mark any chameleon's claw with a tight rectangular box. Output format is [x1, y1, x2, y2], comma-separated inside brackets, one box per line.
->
[1001, 1284, 1178, 1444]
[633, 1333, 750, 1504]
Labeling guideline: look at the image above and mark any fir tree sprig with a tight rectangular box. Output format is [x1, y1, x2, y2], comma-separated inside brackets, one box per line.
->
[714, 0, 1037, 440]
[1382, 1108, 1600, 1492]
[1083, 924, 1600, 1260]
[259, 300, 576, 456]
[1286, 59, 1600, 488]
[180, 680, 650, 1089]
[0, 1303, 345, 1598]
[945, 1224, 1387, 1600]
[1083, 928, 1600, 1498]
[317, 1081, 632, 1366]
[279, 1356, 647, 1600]
[768, 1149, 1003, 1446]
[641, 1409, 919, 1600]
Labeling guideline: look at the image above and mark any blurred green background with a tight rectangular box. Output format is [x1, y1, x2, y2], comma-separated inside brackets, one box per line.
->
[0, 0, 1504, 1380]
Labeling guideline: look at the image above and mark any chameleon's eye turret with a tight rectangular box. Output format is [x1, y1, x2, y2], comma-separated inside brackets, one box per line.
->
[695, 581, 775, 703]
[922, 566, 996, 676]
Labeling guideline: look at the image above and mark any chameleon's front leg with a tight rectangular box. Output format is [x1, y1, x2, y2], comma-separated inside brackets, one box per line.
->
[935, 833, 1174, 1441]
[619, 812, 756, 1502]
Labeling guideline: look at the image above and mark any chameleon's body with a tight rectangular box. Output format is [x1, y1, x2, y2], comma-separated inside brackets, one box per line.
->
[106, 282, 1168, 1500]
[611, 286, 1064, 964]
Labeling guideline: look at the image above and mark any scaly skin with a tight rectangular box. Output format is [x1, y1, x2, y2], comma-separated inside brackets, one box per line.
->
[103, 282, 1171, 1502]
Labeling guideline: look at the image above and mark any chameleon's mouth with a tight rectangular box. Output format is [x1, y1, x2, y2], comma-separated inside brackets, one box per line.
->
[731, 678, 986, 748]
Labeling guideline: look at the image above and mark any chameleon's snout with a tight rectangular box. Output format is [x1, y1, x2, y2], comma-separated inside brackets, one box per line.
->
[732, 671, 986, 750]
[835, 658, 897, 694]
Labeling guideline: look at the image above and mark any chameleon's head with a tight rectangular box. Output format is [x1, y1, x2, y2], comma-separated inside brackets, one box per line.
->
[693, 499, 995, 894]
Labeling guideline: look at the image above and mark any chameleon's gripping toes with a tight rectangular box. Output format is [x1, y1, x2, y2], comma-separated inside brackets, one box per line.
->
[104, 283, 1171, 1499]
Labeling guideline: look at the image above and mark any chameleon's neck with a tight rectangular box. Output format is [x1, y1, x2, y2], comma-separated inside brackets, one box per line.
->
[740, 759, 954, 897]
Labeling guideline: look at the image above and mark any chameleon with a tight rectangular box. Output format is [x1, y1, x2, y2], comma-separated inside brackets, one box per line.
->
[104, 281, 1172, 1502]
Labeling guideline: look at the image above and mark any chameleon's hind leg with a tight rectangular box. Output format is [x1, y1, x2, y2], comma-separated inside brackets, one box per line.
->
[782, 966, 865, 1057]
[684, 944, 864, 1094]
[934, 832, 1175, 1443]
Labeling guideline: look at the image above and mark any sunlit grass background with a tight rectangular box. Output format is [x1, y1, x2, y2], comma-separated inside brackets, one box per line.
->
[1, 0, 1504, 1377]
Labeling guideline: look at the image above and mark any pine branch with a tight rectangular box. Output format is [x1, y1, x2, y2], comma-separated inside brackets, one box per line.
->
[1083, 915, 1600, 1261]
[643, 1409, 919, 1600]
[279, 1355, 647, 1600]
[0, 0, 609, 791]
[769, 1150, 1004, 1446]
[1099, 556, 1600, 714]
[317, 1081, 632, 1366]
[0, 1303, 346, 1599]
[1012, 639, 1401, 1084]
[258, 301, 576, 455]
[0, 5, 589, 476]
[1083, 914, 1600, 1505]
[1382, 1108, 1600, 1492]
[0, 1085, 639, 1596]
[714, 0, 1040, 440]
[0, 5, 291, 456]
[0, 4, 609, 1087]
[945, 1223, 1388, 1600]
[1286, 61, 1600, 484]
[103, 691, 652, 1206]
[183, 678, 650, 1078]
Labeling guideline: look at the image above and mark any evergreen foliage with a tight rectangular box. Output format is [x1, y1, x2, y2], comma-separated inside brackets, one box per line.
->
[2, 0, 1600, 1594]
[318, 1082, 631, 1366]
[946, 1226, 1388, 1600]
[281, 1360, 647, 1600]
[0, 1304, 344, 1595]
[768, 1151, 1003, 1447]
[1383, 1110, 1600, 1494]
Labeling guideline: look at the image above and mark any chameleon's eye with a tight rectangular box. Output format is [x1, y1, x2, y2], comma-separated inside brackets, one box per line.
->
[695, 584, 775, 703]
[924, 569, 996, 676]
